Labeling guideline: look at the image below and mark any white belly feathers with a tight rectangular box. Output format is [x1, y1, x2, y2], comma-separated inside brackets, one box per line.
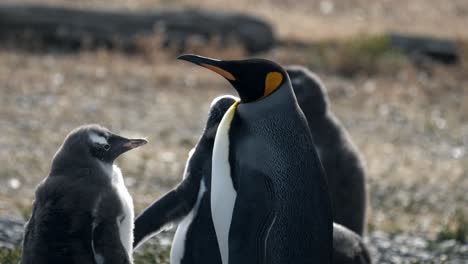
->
[171, 148, 206, 264]
[171, 180, 207, 264]
[211, 101, 239, 264]
[111, 165, 134, 262]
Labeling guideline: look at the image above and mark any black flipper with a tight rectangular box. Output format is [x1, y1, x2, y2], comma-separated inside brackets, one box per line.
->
[133, 176, 200, 248]
[133, 96, 236, 249]
[133, 132, 220, 249]
[228, 170, 275, 264]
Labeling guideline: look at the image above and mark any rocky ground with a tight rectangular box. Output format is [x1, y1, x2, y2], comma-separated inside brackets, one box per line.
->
[1, 0, 467, 263]
[0, 217, 466, 263]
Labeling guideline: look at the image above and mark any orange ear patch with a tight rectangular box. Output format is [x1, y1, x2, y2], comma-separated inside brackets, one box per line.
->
[201, 63, 236, 81]
[264, 71, 283, 97]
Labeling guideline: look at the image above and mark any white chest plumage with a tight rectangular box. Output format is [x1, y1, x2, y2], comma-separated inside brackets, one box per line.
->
[111, 165, 134, 262]
[211, 102, 239, 264]
[92, 164, 134, 264]
[171, 179, 206, 264]
[171, 149, 206, 264]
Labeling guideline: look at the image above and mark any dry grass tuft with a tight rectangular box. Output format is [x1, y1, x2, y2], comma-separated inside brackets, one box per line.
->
[305, 34, 410, 76]
[0, 248, 21, 264]
[458, 39, 468, 72]
[437, 208, 468, 243]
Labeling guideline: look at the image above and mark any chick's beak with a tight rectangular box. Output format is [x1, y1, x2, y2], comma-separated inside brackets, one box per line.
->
[122, 138, 148, 149]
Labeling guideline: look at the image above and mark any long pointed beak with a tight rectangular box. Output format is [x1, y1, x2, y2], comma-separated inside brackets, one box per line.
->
[177, 54, 236, 81]
[122, 138, 148, 150]
[106, 134, 148, 161]
[108, 135, 147, 160]
[177, 54, 220, 66]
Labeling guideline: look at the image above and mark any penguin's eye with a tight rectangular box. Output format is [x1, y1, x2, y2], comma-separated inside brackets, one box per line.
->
[94, 143, 110, 151]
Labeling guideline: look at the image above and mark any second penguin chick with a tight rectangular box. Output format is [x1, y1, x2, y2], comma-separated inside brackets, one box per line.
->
[287, 66, 367, 236]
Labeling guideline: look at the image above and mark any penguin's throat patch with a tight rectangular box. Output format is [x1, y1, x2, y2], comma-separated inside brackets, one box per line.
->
[200, 63, 236, 81]
[228, 101, 240, 114]
[263, 71, 283, 98]
[211, 99, 239, 264]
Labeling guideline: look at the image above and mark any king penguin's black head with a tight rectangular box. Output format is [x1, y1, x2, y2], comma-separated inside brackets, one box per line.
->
[56, 124, 147, 165]
[178, 54, 288, 103]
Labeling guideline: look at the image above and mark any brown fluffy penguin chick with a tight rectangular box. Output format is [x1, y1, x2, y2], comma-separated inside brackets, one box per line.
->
[287, 66, 368, 236]
[21, 125, 147, 264]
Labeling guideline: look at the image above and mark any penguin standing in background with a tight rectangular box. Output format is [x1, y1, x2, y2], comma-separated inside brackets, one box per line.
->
[134, 95, 236, 264]
[134, 96, 372, 264]
[178, 54, 333, 264]
[21, 124, 147, 264]
[287, 66, 367, 235]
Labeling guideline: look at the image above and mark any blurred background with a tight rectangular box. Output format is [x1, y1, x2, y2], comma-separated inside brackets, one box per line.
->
[0, 0, 467, 263]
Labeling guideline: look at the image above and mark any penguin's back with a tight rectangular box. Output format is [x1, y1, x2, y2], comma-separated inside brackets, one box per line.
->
[21, 173, 104, 264]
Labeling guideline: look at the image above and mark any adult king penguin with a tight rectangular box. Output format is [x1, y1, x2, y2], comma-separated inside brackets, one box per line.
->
[134, 97, 372, 264]
[178, 54, 333, 264]
[134, 95, 236, 264]
[287, 66, 367, 235]
[21, 124, 147, 264]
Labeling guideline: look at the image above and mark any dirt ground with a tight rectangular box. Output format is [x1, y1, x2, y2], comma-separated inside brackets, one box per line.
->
[0, 0, 467, 262]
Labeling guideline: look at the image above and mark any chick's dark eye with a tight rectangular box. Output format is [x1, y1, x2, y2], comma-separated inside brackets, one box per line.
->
[104, 144, 111, 151]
